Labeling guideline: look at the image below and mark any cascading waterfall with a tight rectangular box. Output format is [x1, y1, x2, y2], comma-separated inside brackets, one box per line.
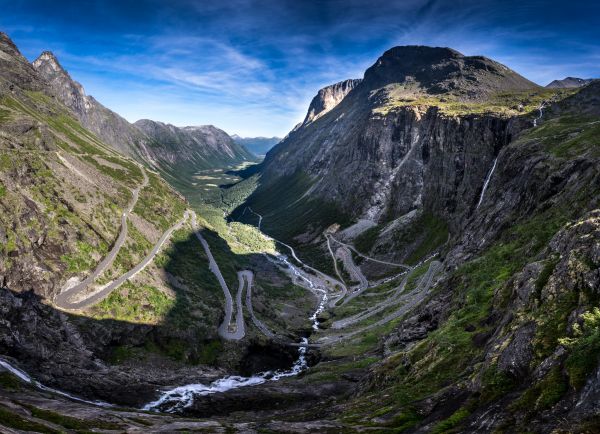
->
[476, 157, 498, 209]
[142, 337, 309, 413]
[533, 102, 545, 127]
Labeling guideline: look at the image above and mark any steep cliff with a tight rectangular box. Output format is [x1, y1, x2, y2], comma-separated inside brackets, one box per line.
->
[237, 46, 546, 243]
[303, 78, 362, 124]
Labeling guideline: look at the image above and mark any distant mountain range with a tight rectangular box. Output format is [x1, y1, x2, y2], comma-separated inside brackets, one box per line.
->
[32, 50, 254, 175]
[546, 76, 595, 88]
[231, 134, 281, 156]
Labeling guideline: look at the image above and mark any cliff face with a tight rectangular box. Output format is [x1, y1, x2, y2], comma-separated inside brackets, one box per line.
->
[303, 78, 362, 124]
[246, 46, 541, 240]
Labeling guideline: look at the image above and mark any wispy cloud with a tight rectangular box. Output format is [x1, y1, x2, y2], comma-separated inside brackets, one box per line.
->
[2, 0, 598, 136]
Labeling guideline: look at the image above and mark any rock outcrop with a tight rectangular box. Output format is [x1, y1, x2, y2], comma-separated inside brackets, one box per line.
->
[303, 78, 361, 124]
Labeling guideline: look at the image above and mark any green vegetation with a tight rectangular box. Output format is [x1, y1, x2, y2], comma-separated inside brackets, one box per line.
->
[238, 171, 352, 242]
[60, 240, 104, 273]
[92, 282, 175, 324]
[354, 225, 381, 253]
[0, 372, 22, 390]
[512, 366, 568, 412]
[375, 86, 576, 117]
[0, 406, 59, 434]
[391, 212, 448, 265]
[560, 308, 600, 389]
[0, 108, 11, 123]
[430, 407, 470, 434]
[81, 154, 143, 188]
[23, 403, 122, 431]
[134, 172, 187, 231]
[520, 114, 600, 158]
[340, 203, 577, 425]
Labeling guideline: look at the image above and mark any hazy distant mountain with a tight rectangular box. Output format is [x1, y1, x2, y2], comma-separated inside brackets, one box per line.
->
[136, 120, 254, 173]
[546, 77, 595, 88]
[231, 134, 281, 156]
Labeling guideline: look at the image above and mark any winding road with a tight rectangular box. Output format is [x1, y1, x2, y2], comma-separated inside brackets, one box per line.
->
[319, 260, 442, 344]
[54, 168, 153, 309]
[190, 212, 245, 340]
[55, 210, 191, 310]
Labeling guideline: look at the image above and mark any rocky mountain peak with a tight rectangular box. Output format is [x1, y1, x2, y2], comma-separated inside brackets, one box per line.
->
[33, 51, 66, 74]
[32, 50, 91, 113]
[303, 78, 362, 124]
[0, 32, 45, 91]
[362, 45, 538, 98]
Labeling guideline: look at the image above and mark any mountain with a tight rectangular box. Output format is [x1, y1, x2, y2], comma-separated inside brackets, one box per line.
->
[235, 46, 541, 239]
[303, 78, 362, 124]
[546, 76, 595, 88]
[229, 44, 600, 432]
[0, 30, 236, 403]
[231, 134, 281, 156]
[32, 51, 151, 159]
[135, 119, 254, 171]
[0, 32, 304, 429]
[32, 50, 254, 178]
[3, 31, 600, 433]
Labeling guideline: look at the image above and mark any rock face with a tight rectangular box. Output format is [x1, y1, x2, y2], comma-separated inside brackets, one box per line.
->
[0, 32, 45, 92]
[244, 46, 538, 237]
[32, 51, 150, 158]
[303, 78, 362, 124]
[546, 76, 595, 88]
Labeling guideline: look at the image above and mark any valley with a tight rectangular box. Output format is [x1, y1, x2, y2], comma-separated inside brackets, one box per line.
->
[0, 26, 599, 434]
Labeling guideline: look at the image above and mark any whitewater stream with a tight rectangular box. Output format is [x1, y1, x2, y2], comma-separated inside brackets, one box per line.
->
[0, 210, 329, 413]
[0, 358, 111, 407]
[143, 251, 329, 412]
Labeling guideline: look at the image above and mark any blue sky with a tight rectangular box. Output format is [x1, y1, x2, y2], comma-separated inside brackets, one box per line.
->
[2, 0, 599, 137]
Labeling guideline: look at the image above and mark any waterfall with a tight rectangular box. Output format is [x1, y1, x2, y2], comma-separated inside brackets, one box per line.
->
[476, 158, 498, 209]
[533, 102, 545, 127]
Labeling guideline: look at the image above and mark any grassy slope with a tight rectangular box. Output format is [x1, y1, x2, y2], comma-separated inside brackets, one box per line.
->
[0, 88, 237, 364]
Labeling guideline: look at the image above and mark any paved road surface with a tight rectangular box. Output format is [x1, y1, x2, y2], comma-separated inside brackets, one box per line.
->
[190, 212, 243, 340]
[54, 168, 149, 309]
[319, 261, 442, 344]
[55, 209, 191, 309]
